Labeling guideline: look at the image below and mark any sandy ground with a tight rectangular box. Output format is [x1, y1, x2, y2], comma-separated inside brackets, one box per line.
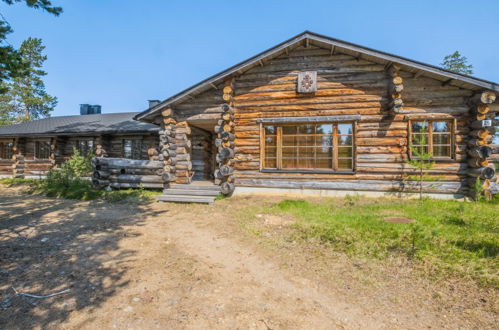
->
[0, 186, 497, 329]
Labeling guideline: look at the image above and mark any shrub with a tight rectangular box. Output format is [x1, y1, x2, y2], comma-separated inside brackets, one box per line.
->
[33, 148, 97, 200]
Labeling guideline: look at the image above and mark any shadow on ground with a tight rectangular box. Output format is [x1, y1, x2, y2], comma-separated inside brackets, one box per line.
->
[0, 189, 164, 329]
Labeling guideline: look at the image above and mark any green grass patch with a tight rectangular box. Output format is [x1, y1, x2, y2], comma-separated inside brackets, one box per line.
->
[0, 178, 35, 186]
[256, 196, 498, 288]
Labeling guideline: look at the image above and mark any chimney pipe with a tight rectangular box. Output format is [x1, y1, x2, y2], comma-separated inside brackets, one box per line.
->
[148, 100, 160, 108]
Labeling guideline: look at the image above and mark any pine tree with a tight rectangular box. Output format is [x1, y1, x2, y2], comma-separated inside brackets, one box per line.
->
[0, 37, 57, 123]
[441, 51, 473, 75]
[0, 1, 62, 85]
[406, 125, 436, 199]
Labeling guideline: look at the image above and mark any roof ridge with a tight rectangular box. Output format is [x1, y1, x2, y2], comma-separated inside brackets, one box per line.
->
[134, 30, 498, 122]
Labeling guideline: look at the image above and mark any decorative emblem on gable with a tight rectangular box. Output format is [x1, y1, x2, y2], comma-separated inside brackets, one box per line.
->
[297, 71, 317, 93]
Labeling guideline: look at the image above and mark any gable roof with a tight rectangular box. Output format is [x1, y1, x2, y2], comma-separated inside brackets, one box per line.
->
[0, 112, 159, 137]
[135, 30, 499, 122]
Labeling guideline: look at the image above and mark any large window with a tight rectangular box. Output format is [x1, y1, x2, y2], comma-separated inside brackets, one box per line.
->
[122, 139, 143, 159]
[410, 120, 453, 158]
[262, 123, 354, 171]
[76, 139, 94, 156]
[0, 142, 13, 159]
[35, 141, 50, 159]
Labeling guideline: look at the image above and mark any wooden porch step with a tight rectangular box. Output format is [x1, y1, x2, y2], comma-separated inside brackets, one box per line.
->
[156, 194, 216, 204]
[157, 182, 220, 204]
[162, 189, 220, 196]
[169, 183, 221, 191]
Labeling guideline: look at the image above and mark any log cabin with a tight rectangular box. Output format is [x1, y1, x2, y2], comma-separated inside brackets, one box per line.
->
[133, 31, 499, 202]
[1, 31, 498, 203]
[0, 107, 159, 178]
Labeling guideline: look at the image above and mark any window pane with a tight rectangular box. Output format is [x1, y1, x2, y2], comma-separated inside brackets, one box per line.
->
[298, 124, 314, 134]
[433, 145, 451, 157]
[315, 158, 331, 169]
[298, 147, 314, 157]
[338, 135, 353, 146]
[282, 126, 297, 135]
[412, 133, 429, 145]
[297, 156, 314, 169]
[412, 145, 429, 154]
[315, 135, 332, 148]
[123, 140, 132, 158]
[296, 136, 314, 147]
[338, 147, 353, 157]
[265, 135, 276, 147]
[282, 146, 297, 157]
[412, 121, 428, 133]
[338, 123, 353, 135]
[432, 121, 450, 133]
[264, 125, 276, 135]
[282, 158, 297, 169]
[265, 147, 276, 158]
[316, 147, 332, 158]
[265, 158, 276, 168]
[36, 141, 50, 159]
[282, 136, 296, 146]
[337, 158, 353, 170]
[316, 124, 333, 135]
[432, 134, 450, 145]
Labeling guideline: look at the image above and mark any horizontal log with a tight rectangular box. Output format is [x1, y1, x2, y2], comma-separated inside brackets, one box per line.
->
[109, 182, 164, 189]
[94, 158, 163, 169]
[92, 179, 110, 187]
[469, 91, 496, 104]
[93, 170, 110, 179]
[467, 158, 489, 168]
[467, 146, 492, 159]
[468, 166, 495, 179]
[109, 175, 163, 183]
[235, 178, 465, 194]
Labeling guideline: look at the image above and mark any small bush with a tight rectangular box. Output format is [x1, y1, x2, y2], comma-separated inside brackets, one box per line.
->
[33, 149, 97, 200]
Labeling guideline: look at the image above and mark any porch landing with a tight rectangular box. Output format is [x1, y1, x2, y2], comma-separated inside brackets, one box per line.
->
[156, 181, 220, 204]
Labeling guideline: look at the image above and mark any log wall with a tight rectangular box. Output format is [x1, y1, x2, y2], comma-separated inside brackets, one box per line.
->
[0, 134, 160, 177]
[167, 45, 485, 195]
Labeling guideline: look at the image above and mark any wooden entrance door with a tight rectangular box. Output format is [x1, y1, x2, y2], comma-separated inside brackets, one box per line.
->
[190, 127, 214, 181]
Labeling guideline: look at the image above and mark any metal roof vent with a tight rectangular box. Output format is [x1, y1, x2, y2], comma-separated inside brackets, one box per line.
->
[80, 104, 102, 115]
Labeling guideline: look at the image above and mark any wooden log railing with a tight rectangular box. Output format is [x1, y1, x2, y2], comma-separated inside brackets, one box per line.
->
[91, 157, 164, 189]
[214, 79, 236, 195]
[466, 91, 497, 199]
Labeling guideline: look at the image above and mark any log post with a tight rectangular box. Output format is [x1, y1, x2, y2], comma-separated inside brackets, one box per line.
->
[49, 137, 57, 169]
[95, 135, 108, 158]
[159, 110, 178, 188]
[214, 78, 236, 195]
[467, 91, 497, 199]
[12, 138, 25, 178]
[386, 64, 404, 113]
[172, 121, 192, 184]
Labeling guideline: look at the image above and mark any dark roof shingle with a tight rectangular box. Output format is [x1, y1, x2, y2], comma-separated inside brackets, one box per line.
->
[0, 112, 158, 137]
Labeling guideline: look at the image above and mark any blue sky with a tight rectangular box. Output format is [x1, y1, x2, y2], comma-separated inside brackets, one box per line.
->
[2, 0, 499, 117]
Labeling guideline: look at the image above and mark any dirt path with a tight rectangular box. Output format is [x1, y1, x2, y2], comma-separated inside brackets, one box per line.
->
[0, 187, 496, 329]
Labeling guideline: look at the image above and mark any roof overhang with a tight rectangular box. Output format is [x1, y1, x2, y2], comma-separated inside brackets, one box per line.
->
[135, 31, 499, 123]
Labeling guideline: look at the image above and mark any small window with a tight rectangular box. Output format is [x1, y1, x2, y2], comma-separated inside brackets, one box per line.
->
[493, 114, 499, 145]
[0, 142, 13, 159]
[35, 141, 51, 159]
[410, 120, 453, 159]
[262, 122, 354, 171]
[122, 139, 143, 159]
[75, 139, 94, 156]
